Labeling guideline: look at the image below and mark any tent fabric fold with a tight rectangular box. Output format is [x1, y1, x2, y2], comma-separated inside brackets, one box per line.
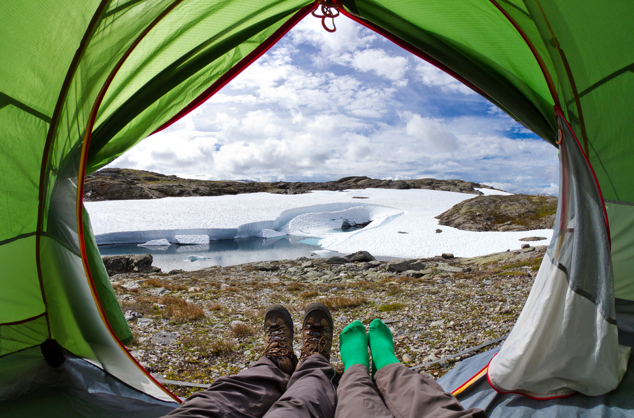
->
[487, 112, 630, 397]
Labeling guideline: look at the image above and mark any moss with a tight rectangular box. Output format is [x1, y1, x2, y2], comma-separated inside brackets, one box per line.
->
[378, 302, 406, 312]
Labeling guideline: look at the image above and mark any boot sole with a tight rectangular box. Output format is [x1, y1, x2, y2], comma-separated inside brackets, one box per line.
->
[303, 302, 333, 328]
[265, 304, 295, 338]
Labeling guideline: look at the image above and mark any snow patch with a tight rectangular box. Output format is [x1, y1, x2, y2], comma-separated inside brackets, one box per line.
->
[256, 229, 287, 239]
[138, 239, 170, 247]
[475, 188, 513, 196]
[174, 235, 210, 245]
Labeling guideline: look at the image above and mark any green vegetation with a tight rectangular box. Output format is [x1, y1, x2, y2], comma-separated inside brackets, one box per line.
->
[378, 303, 406, 312]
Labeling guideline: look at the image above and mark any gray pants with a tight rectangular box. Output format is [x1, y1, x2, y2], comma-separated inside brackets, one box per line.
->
[165, 359, 484, 418]
[163, 354, 336, 418]
[335, 364, 486, 418]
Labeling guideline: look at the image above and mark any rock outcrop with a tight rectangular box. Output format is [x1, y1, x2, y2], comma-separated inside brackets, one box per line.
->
[102, 254, 160, 275]
[84, 168, 494, 201]
[436, 194, 557, 232]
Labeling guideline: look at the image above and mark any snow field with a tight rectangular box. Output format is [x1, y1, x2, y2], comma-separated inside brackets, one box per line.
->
[86, 188, 553, 258]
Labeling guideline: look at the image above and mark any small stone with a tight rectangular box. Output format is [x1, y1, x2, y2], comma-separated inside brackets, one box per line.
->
[398, 231, 408, 234]
[152, 331, 179, 345]
[402, 353, 413, 363]
[168, 269, 185, 275]
[150, 287, 170, 297]
[436, 229, 442, 233]
[441, 253, 454, 259]
[521, 243, 530, 249]
[137, 318, 153, 327]
[301, 261, 314, 268]
[430, 319, 445, 327]
[521, 246, 535, 253]
[124, 310, 143, 321]
[122, 282, 140, 291]
[231, 320, 246, 328]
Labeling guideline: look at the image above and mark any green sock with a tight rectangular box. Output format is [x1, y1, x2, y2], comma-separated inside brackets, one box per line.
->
[339, 321, 369, 371]
[368, 319, 400, 371]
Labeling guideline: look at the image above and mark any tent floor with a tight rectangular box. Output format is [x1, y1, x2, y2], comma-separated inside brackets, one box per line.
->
[439, 347, 634, 417]
[0, 347, 177, 418]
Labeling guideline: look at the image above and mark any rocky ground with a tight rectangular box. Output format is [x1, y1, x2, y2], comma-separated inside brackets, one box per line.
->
[436, 194, 557, 232]
[84, 168, 495, 201]
[110, 246, 546, 398]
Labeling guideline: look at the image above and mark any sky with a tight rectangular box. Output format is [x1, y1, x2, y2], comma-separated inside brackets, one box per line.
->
[108, 14, 560, 195]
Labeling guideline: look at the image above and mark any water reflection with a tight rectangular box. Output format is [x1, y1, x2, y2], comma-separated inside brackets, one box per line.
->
[98, 236, 322, 272]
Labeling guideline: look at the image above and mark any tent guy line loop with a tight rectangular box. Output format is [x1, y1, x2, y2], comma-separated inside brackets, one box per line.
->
[409, 335, 508, 370]
[312, 1, 340, 32]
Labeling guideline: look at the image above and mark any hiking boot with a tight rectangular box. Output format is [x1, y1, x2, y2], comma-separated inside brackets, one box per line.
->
[299, 302, 333, 362]
[263, 305, 297, 374]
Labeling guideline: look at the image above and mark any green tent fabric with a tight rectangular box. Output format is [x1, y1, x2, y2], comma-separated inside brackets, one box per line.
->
[1, 0, 633, 415]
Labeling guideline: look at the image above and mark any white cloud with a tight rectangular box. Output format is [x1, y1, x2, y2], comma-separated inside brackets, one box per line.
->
[415, 62, 474, 94]
[405, 114, 459, 153]
[107, 15, 559, 195]
[337, 48, 410, 85]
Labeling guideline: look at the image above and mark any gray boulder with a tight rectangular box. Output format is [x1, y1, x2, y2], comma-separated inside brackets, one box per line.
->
[345, 251, 376, 262]
[326, 256, 348, 265]
[386, 259, 425, 272]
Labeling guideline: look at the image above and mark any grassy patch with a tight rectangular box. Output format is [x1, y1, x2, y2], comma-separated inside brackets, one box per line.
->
[160, 297, 205, 323]
[396, 276, 423, 284]
[120, 297, 158, 315]
[208, 339, 235, 356]
[494, 271, 526, 277]
[378, 302, 406, 312]
[208, 303, 222, 311]
[300, 289, 319, 299]
[286, 282, 305, 291]
[322, 296, 367, 310]
[231, 323, 256, 338]
[387, 285, 401, 296]
[349, 280, 379, 289]
[180, 335, 235, 357]
[142, 278, 188, 291]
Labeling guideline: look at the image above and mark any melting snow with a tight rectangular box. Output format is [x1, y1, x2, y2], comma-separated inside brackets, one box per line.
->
[86, 188, 553, 258]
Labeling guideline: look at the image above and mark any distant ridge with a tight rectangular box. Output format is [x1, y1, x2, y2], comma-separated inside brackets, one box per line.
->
[84, 168, 495, 201]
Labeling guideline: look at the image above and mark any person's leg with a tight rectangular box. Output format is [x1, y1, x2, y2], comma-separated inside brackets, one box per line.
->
[163, 305, 298, 418]
[336, 364, 393, 418]
[369, 319, 486, 418]
[374, 364, 486, 418]
[264, 303, 337, 418]
[335, 321, 392, 418]
[163, 356, 289, 418]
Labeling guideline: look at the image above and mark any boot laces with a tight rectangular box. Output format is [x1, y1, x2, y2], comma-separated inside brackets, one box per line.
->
[263, 324, 290, 357]
[300, 324, 328, 359]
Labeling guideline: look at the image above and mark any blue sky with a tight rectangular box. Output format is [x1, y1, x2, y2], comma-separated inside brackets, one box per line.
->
[109, 14, 559, 195]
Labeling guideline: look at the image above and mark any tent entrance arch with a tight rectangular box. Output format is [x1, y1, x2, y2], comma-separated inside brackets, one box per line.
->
[1, 1, 633, 416]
